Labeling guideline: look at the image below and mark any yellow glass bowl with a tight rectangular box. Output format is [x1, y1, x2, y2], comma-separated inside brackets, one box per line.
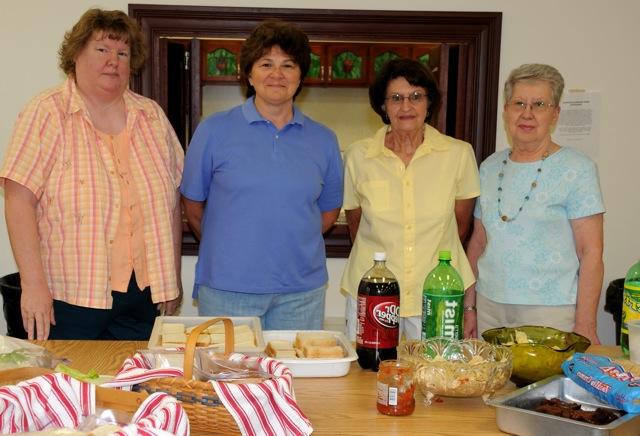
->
[397, 338, 512, 397]
[481, 325, 591, 387]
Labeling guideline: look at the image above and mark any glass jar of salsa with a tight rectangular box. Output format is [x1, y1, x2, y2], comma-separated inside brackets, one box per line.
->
[376, 359, 415, 416]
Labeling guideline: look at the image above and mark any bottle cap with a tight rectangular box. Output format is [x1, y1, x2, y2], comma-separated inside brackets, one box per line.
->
[438, 250, 452, 261]
[373, 252, 387, 261]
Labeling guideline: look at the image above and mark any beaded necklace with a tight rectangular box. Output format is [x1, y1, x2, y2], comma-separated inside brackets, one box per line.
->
[497, 150, 549, 222]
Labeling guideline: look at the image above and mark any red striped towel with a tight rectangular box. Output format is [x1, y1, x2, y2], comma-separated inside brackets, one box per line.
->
[211, 354, 313, 436]
[104, 352, 313, 436]
[0, 372, 188, 435]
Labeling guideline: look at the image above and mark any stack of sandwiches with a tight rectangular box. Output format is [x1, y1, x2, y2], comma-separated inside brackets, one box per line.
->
[161, 322, 256, 348]
[265, 332, 344, 359]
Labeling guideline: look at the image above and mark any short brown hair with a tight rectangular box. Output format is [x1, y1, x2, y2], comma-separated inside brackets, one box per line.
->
[369, 58, 441, 124]
[59, 8, 147, 76]
[239, 20, 311, 99]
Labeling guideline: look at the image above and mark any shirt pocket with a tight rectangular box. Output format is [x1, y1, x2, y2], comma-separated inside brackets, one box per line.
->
[359, 179, 390, 212]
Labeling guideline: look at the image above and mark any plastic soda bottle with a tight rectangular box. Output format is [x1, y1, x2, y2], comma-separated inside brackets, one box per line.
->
[422, 250, 464, 340]
[356, 252, 400, 371]
[621, 259, 640, 355]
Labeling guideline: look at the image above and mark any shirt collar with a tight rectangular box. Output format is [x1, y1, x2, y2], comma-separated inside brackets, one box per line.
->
[365, 123, 450, 159]
[61, 76, 158, 121]
[241, 96, 304, 127]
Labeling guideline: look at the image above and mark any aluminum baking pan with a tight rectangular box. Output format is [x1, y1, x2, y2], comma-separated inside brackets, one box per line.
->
[486, 375, 640, 435]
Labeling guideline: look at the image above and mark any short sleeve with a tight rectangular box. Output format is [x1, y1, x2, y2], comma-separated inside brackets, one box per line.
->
[566, 158, 605, 219]
[179, 119, 215, 202]
[342, 144, 361, 210]
[0, 97, 58, 198]
[317, 131, 344, 211]
[154, 103, 184, 189]
[455, 142, 480, 200]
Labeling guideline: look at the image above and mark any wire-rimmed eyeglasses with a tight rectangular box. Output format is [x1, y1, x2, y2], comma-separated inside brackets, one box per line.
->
[384, 91, 427, 105]
[507, 99, 556, 114]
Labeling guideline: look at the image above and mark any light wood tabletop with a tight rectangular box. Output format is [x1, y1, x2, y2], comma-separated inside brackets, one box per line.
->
[31, 341, 620, 435]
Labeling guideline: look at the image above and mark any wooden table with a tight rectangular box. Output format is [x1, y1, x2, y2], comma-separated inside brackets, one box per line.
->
[32, 341, 620, 435]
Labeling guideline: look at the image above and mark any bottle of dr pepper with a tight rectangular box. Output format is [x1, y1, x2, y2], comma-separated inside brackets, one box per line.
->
[356, 252, 400, 371]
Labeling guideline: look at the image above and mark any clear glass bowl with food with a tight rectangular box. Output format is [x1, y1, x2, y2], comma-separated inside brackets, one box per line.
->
[481, 326, 591, 387]
[397, 338, 512, 398]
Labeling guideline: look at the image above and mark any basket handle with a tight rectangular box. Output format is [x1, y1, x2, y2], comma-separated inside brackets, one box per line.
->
[183, 317, 234, 380]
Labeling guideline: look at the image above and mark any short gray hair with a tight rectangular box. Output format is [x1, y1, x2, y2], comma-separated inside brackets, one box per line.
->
[504, 63, 565, 106]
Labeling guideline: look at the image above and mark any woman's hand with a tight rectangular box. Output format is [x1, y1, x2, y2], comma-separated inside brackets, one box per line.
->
[162, 292, 183, 316]
[21, 282, 55, 340]
[463, 310, 477, 339]
[571, 214, 604, 347]
[573, 322, 601, 345]
[5, 180, 54, 340]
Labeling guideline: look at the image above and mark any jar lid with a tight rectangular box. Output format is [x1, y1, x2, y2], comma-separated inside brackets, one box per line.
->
[374, 252, 387, 261]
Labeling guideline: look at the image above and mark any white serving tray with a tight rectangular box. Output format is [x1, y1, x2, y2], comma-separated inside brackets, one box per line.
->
[262, 330, 357, 378]
[148, 316, 265, 355]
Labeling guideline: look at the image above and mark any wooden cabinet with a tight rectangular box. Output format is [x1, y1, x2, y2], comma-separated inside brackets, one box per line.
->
[201, 40, 242, 82]
[199, 40, 444, 88]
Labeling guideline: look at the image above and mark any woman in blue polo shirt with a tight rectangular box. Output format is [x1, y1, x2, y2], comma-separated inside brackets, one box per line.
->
[180, 20, 343, 330]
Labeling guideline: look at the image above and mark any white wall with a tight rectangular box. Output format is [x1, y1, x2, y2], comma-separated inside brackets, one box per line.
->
[1, 0, 639, 344]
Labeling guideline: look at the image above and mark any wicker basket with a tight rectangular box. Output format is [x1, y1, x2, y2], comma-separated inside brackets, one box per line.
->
[0, 367, 147, 415]
[137, 317, 258, 435]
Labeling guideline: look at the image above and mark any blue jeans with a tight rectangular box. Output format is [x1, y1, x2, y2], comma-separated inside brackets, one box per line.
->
[197, 284, 327, 330]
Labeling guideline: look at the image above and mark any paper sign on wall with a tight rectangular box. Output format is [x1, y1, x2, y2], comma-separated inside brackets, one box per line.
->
[553, 90, 601, 159]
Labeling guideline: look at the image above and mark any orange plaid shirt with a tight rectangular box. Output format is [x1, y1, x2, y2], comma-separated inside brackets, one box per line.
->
[0, 78, 184, 309]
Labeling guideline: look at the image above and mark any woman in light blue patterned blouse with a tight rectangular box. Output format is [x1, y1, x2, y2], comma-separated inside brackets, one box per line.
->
[464, 64, 604, 344]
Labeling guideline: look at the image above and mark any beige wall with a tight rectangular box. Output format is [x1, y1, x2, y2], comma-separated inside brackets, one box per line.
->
[1, 0, 639, 344]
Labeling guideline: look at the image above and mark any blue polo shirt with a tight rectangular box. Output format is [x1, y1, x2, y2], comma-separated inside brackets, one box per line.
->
[181, 98, 343, 296]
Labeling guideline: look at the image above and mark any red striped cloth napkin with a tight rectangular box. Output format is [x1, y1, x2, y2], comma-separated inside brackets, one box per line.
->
[211, 354, 313, 436]
[104, 352, 313, 436]
[0, 372, 189, 435]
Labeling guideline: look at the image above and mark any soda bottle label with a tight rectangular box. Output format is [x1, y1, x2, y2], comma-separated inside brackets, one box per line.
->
[422, 292, 463, 340]
[357, 294, 399, 348]
[621, 283, 640, 336]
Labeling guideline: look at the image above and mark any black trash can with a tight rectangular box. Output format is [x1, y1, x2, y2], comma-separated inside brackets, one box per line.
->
[604, 278, 625, 345]
[0, 273, 27, 339]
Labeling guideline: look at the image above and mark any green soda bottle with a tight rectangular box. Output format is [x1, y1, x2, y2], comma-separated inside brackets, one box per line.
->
[422, 250, 464, 340]
[621, 259, 640, 355]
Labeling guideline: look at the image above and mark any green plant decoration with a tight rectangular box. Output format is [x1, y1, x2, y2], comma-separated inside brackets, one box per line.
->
[332, 51, 362, 80]
[207, 48, 237, 77]
[308, 52, 321, 79]
[417, 54, 431, 68]
[374, 51, 401, 76]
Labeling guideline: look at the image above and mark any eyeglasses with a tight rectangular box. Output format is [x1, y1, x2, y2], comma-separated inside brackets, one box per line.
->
[507, 99, 556, 114]
[385, 91, 427, 105]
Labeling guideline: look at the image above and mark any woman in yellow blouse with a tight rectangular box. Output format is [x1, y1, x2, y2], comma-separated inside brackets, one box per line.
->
[341, 59, 480, 340]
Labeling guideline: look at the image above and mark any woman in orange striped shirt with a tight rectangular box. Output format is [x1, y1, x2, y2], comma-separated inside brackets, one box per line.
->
[1, 9, 184, 340]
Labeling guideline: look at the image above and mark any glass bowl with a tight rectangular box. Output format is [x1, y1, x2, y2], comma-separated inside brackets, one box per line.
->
[481, 325, 591, 387]
[397, 338, 512, 398]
